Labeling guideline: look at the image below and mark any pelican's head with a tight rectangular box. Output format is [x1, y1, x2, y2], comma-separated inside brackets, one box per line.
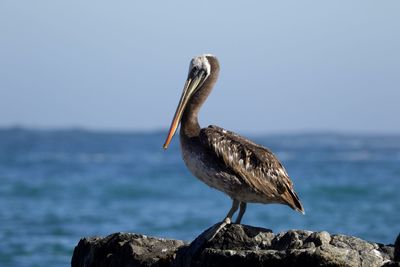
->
[163, 54, 217, 149]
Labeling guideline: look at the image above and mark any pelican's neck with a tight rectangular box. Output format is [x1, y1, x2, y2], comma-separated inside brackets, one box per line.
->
[180, 56, 220, 138]
[180, 110, 200, 138]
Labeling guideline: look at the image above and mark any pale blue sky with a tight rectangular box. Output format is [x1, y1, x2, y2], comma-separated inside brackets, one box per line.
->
[0, 1, 399, 133]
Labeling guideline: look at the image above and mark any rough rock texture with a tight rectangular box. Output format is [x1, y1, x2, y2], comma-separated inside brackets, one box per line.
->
[71, 232, 185, 267]
[71, 225, 399, 267]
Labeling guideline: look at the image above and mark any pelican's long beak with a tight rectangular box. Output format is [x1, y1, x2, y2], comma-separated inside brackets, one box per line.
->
[163, 70, 207, 149]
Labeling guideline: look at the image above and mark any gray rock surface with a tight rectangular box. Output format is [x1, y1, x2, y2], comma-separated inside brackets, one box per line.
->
[71, 225, 398, 267]
[71, 232, 185, 267]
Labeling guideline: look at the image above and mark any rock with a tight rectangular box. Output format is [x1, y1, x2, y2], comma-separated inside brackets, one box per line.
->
[71, 232, 185, 267]
[379, 245, 395, 261]
[395, 233, 400, 262]
[71, 225, 398, 267]
[306, 231, 331, 246]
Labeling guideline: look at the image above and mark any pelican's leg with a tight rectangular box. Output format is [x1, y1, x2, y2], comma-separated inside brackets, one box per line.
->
[235, 202, 247, 224]
[223, 199, 240, 224]
[203, 199, 239, 241]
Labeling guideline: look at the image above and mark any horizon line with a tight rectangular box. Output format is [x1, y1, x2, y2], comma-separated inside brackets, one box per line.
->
[1, 124, 400, 137]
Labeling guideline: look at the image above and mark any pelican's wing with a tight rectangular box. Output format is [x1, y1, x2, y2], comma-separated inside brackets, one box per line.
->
[199, 125, 304, 213]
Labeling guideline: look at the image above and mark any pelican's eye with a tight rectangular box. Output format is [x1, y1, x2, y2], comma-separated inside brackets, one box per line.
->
[190, 66, 199, 77]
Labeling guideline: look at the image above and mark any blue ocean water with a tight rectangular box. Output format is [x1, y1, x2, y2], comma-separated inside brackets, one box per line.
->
[0, 128, 399, 267]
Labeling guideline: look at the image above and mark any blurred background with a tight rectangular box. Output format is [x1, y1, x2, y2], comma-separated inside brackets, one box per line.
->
[1, 1, 399, 266]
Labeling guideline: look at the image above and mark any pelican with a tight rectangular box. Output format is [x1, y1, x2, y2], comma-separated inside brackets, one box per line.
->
[163, 54, 304, 232]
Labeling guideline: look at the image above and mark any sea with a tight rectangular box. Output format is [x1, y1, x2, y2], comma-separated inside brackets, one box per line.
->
[0, 127, 399, 267]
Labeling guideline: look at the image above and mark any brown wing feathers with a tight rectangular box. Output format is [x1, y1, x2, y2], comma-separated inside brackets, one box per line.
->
[200, 125, 304, 213]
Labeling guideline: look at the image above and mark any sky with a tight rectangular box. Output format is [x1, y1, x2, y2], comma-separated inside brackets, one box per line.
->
[0, 1, 399, 134]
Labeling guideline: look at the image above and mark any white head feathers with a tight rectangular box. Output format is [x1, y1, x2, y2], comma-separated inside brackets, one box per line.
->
[189, 54, 214, 77]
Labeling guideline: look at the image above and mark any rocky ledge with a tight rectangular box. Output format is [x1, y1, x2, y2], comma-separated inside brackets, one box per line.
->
[72, 224, 400, 267]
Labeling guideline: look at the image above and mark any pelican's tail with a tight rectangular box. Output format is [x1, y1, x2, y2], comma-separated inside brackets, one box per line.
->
[284, 185, 305, 215]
